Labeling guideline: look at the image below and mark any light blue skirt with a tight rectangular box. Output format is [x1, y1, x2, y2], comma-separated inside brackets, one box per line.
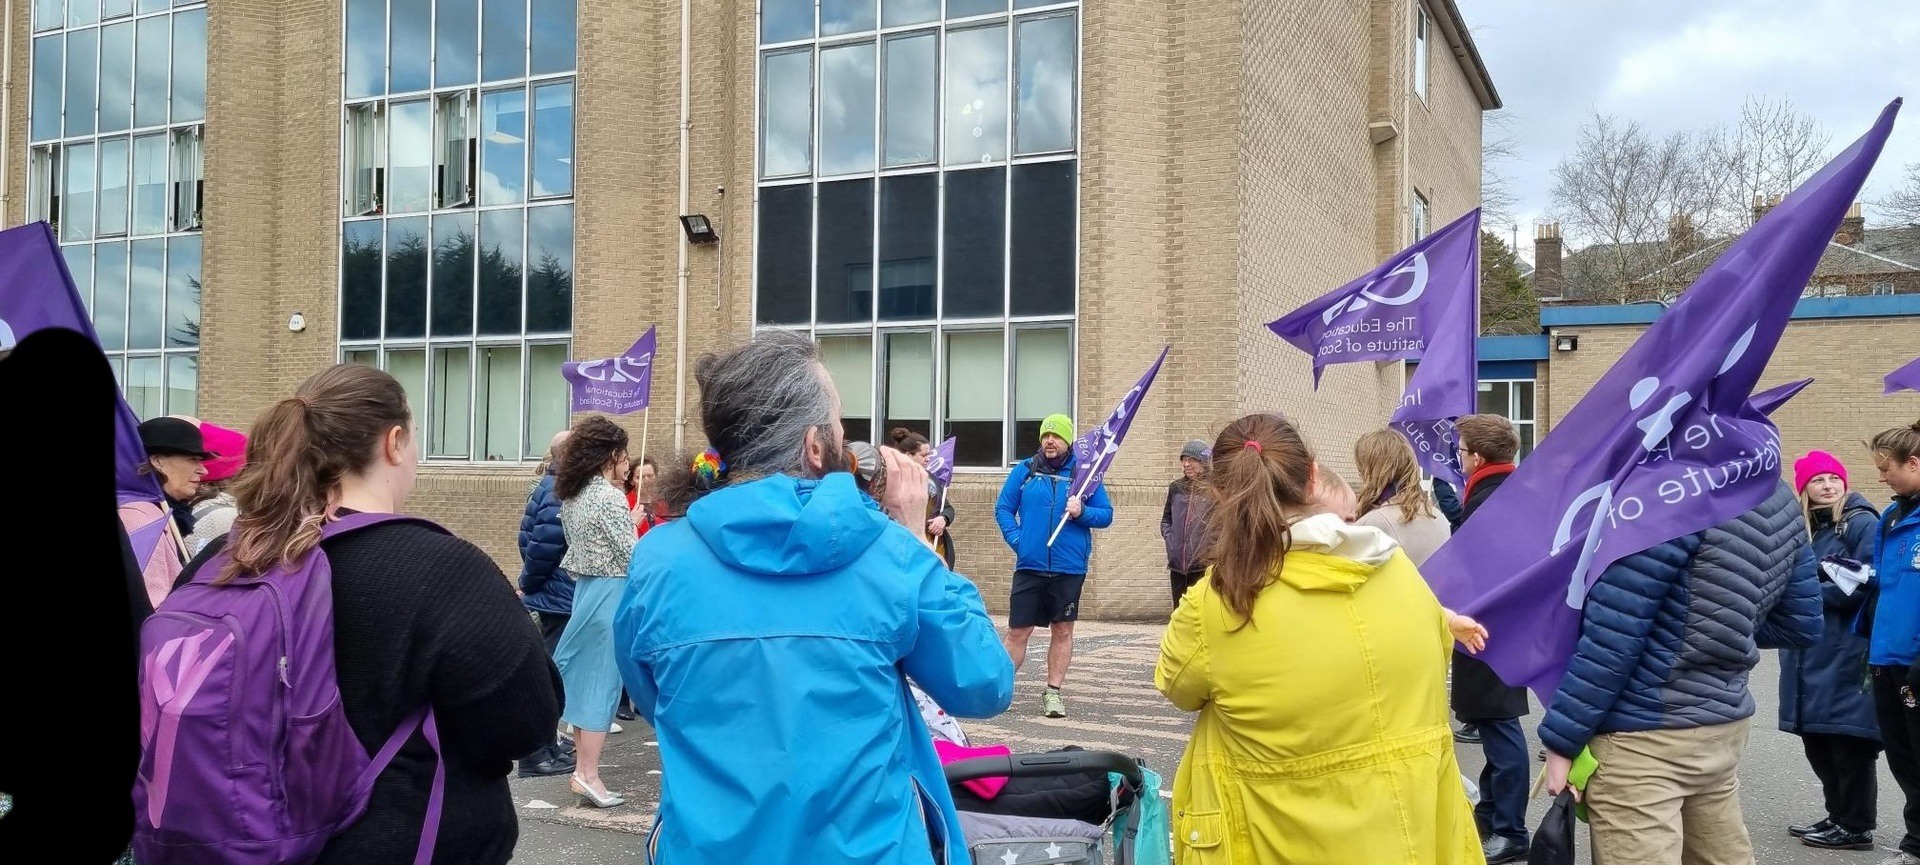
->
[553, 574, 626, 733]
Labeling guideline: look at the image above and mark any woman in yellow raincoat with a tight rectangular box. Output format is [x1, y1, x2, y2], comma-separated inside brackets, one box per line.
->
[1156, 412, 1489, 864]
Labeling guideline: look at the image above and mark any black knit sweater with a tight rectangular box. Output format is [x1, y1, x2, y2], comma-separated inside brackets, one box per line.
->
[187, 518, 563, 865]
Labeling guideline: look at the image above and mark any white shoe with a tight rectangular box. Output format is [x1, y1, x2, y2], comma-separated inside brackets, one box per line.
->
[610, 722, 624, 734]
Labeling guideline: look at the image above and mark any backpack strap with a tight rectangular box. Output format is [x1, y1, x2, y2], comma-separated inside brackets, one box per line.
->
[320, 511, 451, 540]
[354, 704, 445, 865]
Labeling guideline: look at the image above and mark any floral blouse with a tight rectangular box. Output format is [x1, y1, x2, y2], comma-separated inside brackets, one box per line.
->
[559, 476, 637, 578]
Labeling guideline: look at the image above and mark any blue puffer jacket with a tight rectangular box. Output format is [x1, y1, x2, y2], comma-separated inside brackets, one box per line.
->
[1867, 493, 1920, 666]
[994, 453, 1115, 576]
[1538, 481, 1821, 758]
[517, 471, 574, 616]
[1780, 493, 1880, 741]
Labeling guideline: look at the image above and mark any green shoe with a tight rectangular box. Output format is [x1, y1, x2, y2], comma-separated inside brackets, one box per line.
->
[1041, 689, 1066, 718]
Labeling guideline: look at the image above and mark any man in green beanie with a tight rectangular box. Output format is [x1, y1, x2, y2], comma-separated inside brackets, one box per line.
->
[994, 413, 1115, 718]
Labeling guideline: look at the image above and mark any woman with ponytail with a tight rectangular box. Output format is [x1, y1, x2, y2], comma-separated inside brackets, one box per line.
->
[1155, 412, 1487, 864]
[183, 364, 561, 865]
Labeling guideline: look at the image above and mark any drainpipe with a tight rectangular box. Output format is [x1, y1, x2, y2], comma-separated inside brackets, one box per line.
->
[673, 0, 691, 451]
[3, 0, 15, 222]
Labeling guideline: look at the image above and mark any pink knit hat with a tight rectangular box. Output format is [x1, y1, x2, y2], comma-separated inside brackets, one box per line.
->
[1792, 450, 1848, 494]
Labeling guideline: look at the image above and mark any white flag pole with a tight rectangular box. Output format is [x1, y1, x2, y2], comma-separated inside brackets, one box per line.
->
[639, 406, 650, 465]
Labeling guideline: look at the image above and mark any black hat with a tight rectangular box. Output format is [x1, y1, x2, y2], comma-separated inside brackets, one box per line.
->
[138, 416, 215, 460]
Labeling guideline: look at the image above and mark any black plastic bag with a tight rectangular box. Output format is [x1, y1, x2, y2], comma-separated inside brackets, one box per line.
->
[1528, 791, 1577, 865]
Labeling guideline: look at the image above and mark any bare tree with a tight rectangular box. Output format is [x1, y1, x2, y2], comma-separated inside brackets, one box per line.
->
[1880, 162, 1920, 227]
[1548, 113, 1714, 304]
[1697, 95, 1832, 229]
[1480, 111, 1522, 229]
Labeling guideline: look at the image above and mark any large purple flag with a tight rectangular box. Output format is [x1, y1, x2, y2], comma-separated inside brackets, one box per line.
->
[927, 436, 957, 487]
[0, 222, 160, 509]
[1044, 345, 1169, 546]
[1425, 100, 1901, 701]
[1751, 378, 1813, 416]
[1887, 356, 1920, 395]
[562, 326, 656, 414]
[1268, 209, 1481, 484]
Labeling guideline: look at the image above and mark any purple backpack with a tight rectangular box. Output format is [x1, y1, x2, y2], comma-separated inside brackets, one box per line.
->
[134, 512, 446, 865]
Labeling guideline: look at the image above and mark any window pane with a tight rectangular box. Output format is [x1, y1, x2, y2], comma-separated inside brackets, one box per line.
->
[67, 0, 96, 27]
[944, 329, 1004, 467]
[882, 331, 932, 441]
[1010, 160, 1074, 315]
[482, 0, 527, 82]
[132, 134, 167, 235]
[388, 100, 433, 213]
[346, 105, 384, 215]
[102, 0, 130, 18]
[170, 126, 202, 230]
[431, 212, 476, 336]
[821, 0, 874, 37]
[1413, 10, 1429, 99]
[436, 93, 475, 207]
[1476, 381, 1507, 415]
[760, 50, 812, 178]
[878, 173, 935, 320]
[819, 334, 874, 442]
[127, 356, 162, 420]
[94, 242, 128, 350]
[761, 0, 811, 43]
[1013, 0, 1056, 7]
[531, 82, 573, 197]
[100, 23, 134, 133]
[1517, 380, 1535, 421]
[137, 0, 162, 12]
[33, 0, 61, 32]
[98, 137, 131, 238]
[942, 167, 1004, 318]
[1014, 326, 1070, 451]
[30, 36, 62, 142]
[480, 88, 527, 205]
[530, 0, 576, 75]
[134, 16, 169, 127]
[1015, 14, 1075, 155]
[526, 204, 573, 332]
[944, 25, 1007, 166]
[344, 348, 380, 367]
[386, 349, 428, 424]
[167, 354, 197, 417]
[170, 9, 206, 123]
[882, 34, 935, 168]
[388, 0, 431, 93]
[29, 146, 59, 225]
[816, 179, 873, 324]
[63, 142, 96, 242]
[128, 238, 165, 349]
[754, 183, 811, 325]
[429, 345, 472, 457]
[65, 28, 97, 137]
[948, 0, 1005, 16]
[478, 208, 524, 334]
[1518, 423, 1535, 460]
[342, 221, 384, 340]
[64, 244, 93, 315]
[436, 0, 479, 87]
[345, 0, 386, 98]
[167, 233, 200, 347]
[880, 0, 935, 28]
[524, 343, 570, 458]
[478, 345, 522, 461]
[385, 217, 429, 338]
[819, 42, 876, 176]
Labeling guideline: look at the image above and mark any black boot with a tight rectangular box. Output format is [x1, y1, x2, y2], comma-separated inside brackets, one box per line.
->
[1801, 824, 1873, 850]
[1482, 835, 1528, 864]
[1787, 817, 1834, 838]
[517, 744, 577, 778]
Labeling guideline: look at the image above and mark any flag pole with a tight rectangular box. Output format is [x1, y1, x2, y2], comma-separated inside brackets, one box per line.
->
[639, 406, 650, 465]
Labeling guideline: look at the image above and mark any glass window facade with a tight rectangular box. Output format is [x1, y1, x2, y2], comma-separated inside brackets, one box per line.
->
[1477, 379, 1537, 460]
[341, 0, 576, 462]
[28, 0, 205, 418]
[758, 0, 1079, 468]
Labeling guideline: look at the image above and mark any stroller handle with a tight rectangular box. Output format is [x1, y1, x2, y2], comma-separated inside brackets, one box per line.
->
[942, 750, 1144, 787]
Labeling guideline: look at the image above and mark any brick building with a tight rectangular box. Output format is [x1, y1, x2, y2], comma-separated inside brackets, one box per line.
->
[7, 0, 1497, 619]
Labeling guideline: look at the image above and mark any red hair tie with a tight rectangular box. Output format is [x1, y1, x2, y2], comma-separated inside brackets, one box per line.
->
[1244, 439, 1263, 453]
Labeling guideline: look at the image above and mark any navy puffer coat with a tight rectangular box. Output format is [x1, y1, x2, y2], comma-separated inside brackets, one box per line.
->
[1780, 492, 1881, 741]
[518, 471, 574, 616]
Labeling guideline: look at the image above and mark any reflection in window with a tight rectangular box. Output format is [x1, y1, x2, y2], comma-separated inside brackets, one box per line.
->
[436, 0, 479, 87]
[384, 217, 429, 338]
[342, 221, 384, 340]
[944, 26, 1008, 166]
[942, 167, 1005, 318]
[63, 141, 97, 242]
[167, 354, 197, 418]
[531, 0, 577, 75]
[819, 43, 876, 176]
[100, 22, 134, 133]
[1010, 160, 1075, 315]
[883, 34, 936, 167]
[387, 100, 433, 213]
[436, 91, 475, 208]
[65, 245, 93, 314]
[345, 0, 386, 98]
[761, 0, 811, 44]
[482, 0, 527, 82]
[431, 212, 476, 336]
[1013, 326, 1071, 453]
[754, 184, 812, 325]
[883, 331, 933, 441]
[525, 204, 573, 332]
[822, 0, 874, 36]
[879, 173, 936, 320]
[67, 0, 97, 33]
[817, 179, 874, 324]
[477, 208, 524, 334]
[761, 50, 813, 178]
[166, 234, 200, 347]
[481, 88, 527, 205]
[1015, 14, 1075, 154]
[820, 334, 875, 441]
[65, 27, 98, 137]
[430, 345, 473, 457]
[949, 0, 1006, 17]
[170, 8, 205, 123]
[128, 238, 165, 349]
[131, 134, 167, 235]
[126, 356, 162, 420]
[386, 349, 428, 424]
[389, 0, 432, 93]
[133, 16, 168, 127]
[103, 0, 130, 17]
[525, 343, 571, 458]
[95, 242, 129, 350]
[881, 0, 938, 28]
[33, 0, 61, 32]
[98, 138, 131, 238]
[31, 36, 62, 141]
[944, 330, 1004, 467]
[531, 83, 574, 198]
[478, 345, 522, 460]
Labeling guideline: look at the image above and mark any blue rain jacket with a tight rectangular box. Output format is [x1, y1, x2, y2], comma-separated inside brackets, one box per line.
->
[614, 472, 1015, 865]
[995, 453, 1115, 575]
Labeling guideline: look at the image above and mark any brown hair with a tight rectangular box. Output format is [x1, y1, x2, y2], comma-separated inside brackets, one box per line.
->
[1456, 414, 1520, 465]
[1205, 413, 1315, 627]
[555, 416, 629, 501]
[1871, 421, 1920, 467]
[1354, 430, 1435, 523]
[220, 364, 412, 584]
[890, 427, 930, 453]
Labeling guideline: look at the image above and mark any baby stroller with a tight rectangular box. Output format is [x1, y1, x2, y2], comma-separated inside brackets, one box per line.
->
[942, 749, 1166, 865]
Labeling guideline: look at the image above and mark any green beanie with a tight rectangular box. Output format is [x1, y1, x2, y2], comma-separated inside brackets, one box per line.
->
[1039, 414, 1075, 443]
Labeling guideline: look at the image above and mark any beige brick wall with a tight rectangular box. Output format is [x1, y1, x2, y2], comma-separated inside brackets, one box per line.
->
[1543, 316, 1920, 504]
[1404, 0, 1482, 228]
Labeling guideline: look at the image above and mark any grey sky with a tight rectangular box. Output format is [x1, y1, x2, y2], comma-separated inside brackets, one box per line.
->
[1454, 0, 1920, 262]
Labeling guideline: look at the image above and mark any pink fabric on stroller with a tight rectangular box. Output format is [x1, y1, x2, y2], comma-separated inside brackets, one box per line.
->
[934, 740, 1012, 800]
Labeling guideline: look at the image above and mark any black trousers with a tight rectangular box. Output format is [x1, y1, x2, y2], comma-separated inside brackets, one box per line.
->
[1170, 569, 1205, 606]
[523, 612, 573, 768]
[1874, 667, 1920, 851]
[1800, 732, 1880, 832]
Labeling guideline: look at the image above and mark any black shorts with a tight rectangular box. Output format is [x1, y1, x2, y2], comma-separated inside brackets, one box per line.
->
[1009, 570, 1087, 628]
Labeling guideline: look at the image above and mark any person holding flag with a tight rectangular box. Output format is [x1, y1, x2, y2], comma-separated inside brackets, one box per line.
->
[892, 427, 959, 569]
[995, 413, 1115, 718]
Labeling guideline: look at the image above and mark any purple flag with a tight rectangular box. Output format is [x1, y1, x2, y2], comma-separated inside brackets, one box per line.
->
[562, 326, 656, 414]
[1068, 345, 1170, 502]
[927, 436, 957, 487]
[0, 222, 161, 511]
[1425, 100, 1901, 701]
[1268, 210, 1481, 485]
[1887, 356, 1920, 395]
[1751, 378, 1814, 416]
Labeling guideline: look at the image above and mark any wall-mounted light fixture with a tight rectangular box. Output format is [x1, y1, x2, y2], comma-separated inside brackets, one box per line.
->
[680, 214, 719, 245]
[1555, 334, 1578, 352]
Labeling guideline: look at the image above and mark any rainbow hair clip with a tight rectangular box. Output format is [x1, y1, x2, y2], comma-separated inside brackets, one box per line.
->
[692, 449, 728, 485]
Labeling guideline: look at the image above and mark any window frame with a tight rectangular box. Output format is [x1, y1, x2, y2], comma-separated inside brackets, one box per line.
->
[1411, 3, 1430, 104]
[1477, 378, 1537, 461]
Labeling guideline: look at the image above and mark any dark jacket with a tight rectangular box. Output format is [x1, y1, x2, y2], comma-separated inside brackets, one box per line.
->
[1433, 477, 1464, 532]
[517, 472, 574, 616]
[929, 479, 959, 571]
[1451, 466, 1532, 720]
[1538, 481, 1821, 758]
[994, 453, 1115, 576]
[1780, 493, 1880, 741]
[1161, 477, 1214, 573]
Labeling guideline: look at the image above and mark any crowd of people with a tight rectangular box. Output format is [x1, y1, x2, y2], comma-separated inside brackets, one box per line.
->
[116, 328, 1920, 865]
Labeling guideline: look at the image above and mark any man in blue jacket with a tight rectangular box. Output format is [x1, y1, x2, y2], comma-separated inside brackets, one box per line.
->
[995, 413, 1115, 719]
[516, 430, 577, 778]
